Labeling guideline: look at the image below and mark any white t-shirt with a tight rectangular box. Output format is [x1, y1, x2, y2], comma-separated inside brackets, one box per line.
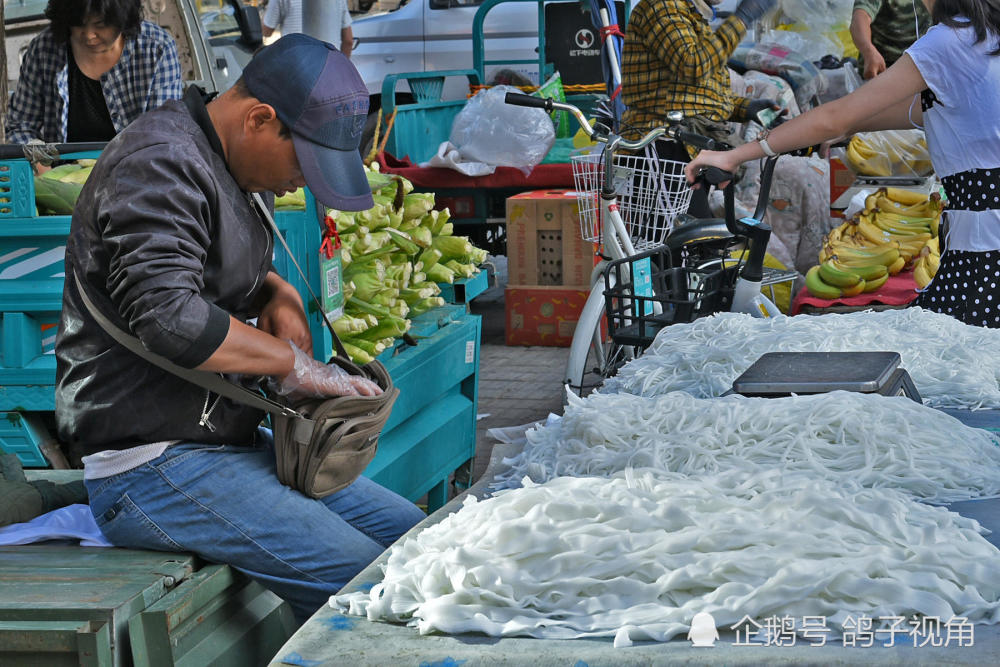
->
[264, 0, 353, 48]
[907, 21, 1000, 251]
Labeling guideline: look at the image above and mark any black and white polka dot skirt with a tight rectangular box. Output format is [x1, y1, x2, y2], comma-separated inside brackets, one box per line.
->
[915, 250, 1000, 328]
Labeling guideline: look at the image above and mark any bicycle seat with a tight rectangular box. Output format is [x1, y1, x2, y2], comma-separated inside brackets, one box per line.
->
[666, 218, 734, 249]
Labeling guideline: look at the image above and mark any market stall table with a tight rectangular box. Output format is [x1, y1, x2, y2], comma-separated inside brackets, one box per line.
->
[269, 423, 1000, 666]
[791, 269, 920, 314]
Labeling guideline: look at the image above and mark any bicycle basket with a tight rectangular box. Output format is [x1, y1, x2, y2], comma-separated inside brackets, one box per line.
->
[603, 244, 734, 349]
[571, 148, 693, 246]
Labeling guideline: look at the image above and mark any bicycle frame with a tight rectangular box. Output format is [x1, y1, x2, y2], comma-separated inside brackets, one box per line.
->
[503, 93, 783, 397]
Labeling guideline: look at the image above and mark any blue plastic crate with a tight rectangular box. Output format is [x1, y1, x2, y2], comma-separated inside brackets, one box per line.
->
[381, 70, 482, 164]
[0, 412, 50, 467]
[0, 161, 36, 219]
[438, 270, 489, 305]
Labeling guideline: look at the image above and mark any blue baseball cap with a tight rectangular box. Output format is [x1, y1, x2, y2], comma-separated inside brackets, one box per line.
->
[242, 34, 374, 212]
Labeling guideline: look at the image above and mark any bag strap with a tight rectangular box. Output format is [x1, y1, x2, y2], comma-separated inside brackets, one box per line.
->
[250, 193, 350, 360]
[73, 272, 301, 420]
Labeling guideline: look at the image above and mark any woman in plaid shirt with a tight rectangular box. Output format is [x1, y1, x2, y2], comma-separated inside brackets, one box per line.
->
[5, 0, 182, 144]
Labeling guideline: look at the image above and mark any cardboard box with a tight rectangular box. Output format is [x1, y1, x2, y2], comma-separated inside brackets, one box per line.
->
[505, 285, 591, 347]
[506, 190, 594, 288]
[830, 156, 855, 208]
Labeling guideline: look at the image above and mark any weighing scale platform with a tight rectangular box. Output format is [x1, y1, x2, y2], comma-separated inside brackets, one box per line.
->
[730, 351, 921, 402]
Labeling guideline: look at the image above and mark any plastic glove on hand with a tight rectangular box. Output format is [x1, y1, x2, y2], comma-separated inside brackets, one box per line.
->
[734, 0, 777, 27]
[273, 342, 383, 399]
[746, 98, 786, 126]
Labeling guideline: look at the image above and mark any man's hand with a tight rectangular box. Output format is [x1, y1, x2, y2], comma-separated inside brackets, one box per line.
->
[272, 342, 382, 399]
[746, 98, 786, 126]
[256, 273, 311, 354]
[862, 47, 887, 79]
[734, 0, 777, 28]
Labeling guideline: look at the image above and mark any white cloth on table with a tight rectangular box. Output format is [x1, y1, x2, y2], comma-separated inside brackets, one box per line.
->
[0, 504, 111, 547]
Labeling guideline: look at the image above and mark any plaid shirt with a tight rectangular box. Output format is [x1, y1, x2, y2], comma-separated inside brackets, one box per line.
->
[5, 21, 183, 144]
[621, 0, 751, 139]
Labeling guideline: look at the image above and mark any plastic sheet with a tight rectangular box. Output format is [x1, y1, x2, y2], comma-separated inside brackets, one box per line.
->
[449, 85, 556, 174]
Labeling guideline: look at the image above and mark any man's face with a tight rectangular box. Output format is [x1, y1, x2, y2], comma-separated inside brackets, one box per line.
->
[233, 120, 306, 197]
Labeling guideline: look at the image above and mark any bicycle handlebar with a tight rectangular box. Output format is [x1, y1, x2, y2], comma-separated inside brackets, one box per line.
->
[504, 92, 667, 153]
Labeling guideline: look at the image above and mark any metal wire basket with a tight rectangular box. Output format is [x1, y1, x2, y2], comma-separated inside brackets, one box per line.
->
[571, 148, 693, 246]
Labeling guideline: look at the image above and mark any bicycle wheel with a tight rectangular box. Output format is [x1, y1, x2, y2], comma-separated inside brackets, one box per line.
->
[564, 273, 641, 399]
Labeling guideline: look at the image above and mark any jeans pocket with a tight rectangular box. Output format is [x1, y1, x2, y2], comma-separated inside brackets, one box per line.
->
[94, 492, 184, 552]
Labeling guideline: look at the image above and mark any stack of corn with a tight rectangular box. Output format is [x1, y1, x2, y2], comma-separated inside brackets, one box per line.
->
[328, 165, 488, 364]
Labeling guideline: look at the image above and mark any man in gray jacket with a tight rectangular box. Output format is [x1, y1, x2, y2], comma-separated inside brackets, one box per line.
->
[56, 34, 424, 621]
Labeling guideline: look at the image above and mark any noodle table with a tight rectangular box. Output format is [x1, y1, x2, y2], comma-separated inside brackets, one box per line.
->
[269, 412, 1000, 666]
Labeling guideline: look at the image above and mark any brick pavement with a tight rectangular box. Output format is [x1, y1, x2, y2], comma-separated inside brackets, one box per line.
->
[467, 293, 568, 484]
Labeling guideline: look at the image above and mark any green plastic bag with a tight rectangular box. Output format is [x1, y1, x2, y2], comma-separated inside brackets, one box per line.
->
[533, 72, 571, 139]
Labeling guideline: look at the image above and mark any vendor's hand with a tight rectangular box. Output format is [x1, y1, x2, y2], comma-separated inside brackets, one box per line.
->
[256, 274, 312, 353]
[862, 49, 887, 79]
[746, 98, 787, 126]
[273, 341, 383, 399]
[734, 0, 777, 27]
[685, 150, 742, 190]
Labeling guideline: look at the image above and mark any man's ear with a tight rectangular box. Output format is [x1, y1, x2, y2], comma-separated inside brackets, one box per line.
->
[245, 103, 279, 135]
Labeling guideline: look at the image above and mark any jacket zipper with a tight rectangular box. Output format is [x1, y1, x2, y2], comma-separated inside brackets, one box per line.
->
[245, 196, 273, 299]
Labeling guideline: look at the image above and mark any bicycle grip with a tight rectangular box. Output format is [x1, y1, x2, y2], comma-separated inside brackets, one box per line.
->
[697, 166, 735, 186]
[504, 92, 552, 111]
[675, 130, 719, 151]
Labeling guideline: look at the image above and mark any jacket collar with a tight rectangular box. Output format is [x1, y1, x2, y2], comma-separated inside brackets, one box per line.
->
[183, 85, 226, 163]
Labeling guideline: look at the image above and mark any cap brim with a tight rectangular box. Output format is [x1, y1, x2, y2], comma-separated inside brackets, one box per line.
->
[293, 134, 374, 212]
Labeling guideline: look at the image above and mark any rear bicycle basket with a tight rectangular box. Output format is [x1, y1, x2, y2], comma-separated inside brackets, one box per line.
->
[571, 148, 693, 246]
[603, 245, 732, 349]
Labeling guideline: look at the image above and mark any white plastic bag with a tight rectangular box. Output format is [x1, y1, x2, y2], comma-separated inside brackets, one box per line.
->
[449, 85, 556, 173]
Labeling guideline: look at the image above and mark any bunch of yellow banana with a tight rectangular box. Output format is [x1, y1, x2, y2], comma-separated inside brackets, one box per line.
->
[809, 188, 943, 299]
[846, 135, 891, 177]
[845, 134, 933, 177]
[806, 245, 896, 299]
[913, 236, 941, 288]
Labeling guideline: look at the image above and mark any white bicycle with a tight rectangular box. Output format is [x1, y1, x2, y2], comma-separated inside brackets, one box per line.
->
[505, 93, 790, 396]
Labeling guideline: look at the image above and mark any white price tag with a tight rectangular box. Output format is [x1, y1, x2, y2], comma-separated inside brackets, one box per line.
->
[465, 340, 475, 364]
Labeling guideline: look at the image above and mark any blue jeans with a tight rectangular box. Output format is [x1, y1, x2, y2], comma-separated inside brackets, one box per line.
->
[85, 432, 426, 621]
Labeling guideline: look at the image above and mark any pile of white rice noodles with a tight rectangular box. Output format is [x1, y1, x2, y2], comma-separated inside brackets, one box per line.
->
[334, 469, 1000, 644]
[600, 308, 1000, 410]
[334, 309, 1000, 645]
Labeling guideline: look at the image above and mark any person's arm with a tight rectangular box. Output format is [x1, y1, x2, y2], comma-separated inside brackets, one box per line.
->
[643, 0, 747, 85]
[850, 5, 887, 79]
[253, 271, 312, 354]
[5, 35, 53, 143]
[145, 28, 184, 110]
[262, 0, 282, 39]
[340, 26, 353, 59]
[340, 1, 353, 58]
[684, 54, 927, 181]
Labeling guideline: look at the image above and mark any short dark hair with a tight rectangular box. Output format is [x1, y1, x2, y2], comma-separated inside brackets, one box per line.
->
[45, 0, 143, 44]
[933, 0, 1000, 55]
[230, 77, 293, 139]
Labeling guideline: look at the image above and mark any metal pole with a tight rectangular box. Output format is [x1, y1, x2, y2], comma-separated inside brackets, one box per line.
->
[1, 4, 8, 143]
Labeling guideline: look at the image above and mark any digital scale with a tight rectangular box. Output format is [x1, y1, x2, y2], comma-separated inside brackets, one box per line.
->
[729, 351, 922, 402]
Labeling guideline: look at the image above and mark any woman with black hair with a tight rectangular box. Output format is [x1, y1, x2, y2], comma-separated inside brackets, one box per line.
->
[5, 0, 183, 144]
[687, 0, 1000, 328]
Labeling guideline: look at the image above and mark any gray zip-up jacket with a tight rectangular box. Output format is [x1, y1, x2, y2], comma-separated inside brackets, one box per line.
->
[56, 91, 274, 458]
